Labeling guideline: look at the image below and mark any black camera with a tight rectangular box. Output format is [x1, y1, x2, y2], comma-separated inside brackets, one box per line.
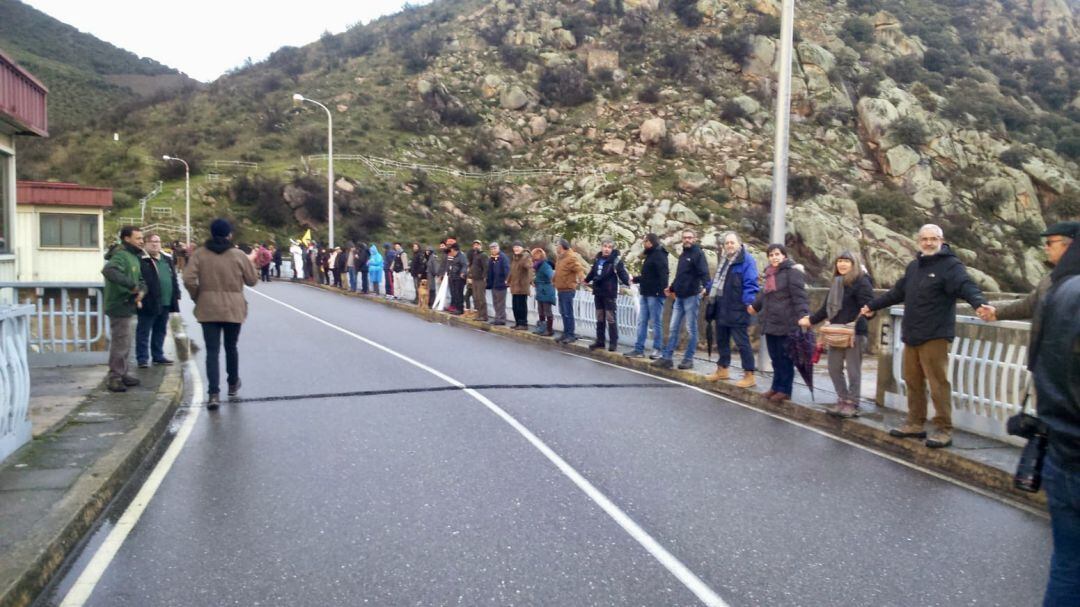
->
[1006, 412, 1049, 493]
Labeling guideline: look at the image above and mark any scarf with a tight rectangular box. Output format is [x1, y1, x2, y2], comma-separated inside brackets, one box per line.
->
[709, 252, 736, 297]
[826, 276, 844, 321]
[764, 264, 779, 294]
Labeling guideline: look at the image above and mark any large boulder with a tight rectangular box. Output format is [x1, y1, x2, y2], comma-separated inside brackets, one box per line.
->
[480, 74, 503, 99]
[625, 0, 660, 9]
[500, 86, 529, 110]
[1021, 157, 1080, 195]
[676, 170, 710, 193]
[690, 120, 748, 148]
[787, 195, 864, 271]
[640, 118, 667, 144]
[528, 116, 548, 137]
[602, 138, 627, 156]
[861, 216, 918, 287]
[856, 97, 899, 147]
[586, 49, 619, 75]
[745, 35, 776, 80]
[871, 11, 926, 60]
[492, 125, 525, 149]
[884, 145, 920, 177]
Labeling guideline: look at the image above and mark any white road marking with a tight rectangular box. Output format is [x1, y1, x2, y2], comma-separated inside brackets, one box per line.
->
[248, 288, 730, 607]
[562, 351, 1048, 519]
[59, 361, 205, 607]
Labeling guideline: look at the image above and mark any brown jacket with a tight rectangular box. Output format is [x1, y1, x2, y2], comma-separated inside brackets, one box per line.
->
[553, 249, 587, 291]
[183, 241, 259, 324]
[509, 251, 534, 295]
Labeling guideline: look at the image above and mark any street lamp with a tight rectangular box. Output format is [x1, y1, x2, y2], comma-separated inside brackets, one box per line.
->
[292, 93, 334, 248]
[162, 155, 190, 248]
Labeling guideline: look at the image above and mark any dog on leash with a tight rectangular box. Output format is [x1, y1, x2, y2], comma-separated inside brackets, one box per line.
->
[417, 279, 429, 310]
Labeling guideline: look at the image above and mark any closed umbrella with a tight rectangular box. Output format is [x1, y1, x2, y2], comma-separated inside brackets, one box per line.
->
[785, 328, 817, 402]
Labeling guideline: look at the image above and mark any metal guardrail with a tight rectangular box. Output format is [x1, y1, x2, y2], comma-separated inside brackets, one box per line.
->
[138, 181, 163, 224]
[208, 160, 259, 171]
[0, 304, 33, 462]
[881, 307, 1031, 445]
[0, 283, 108, 364]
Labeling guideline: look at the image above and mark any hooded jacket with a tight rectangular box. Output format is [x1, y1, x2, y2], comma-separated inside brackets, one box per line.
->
[633, 238, 670, 298]
[183, 237, 258, 324]
[355, 245, 370, 271]
[509, 251, 534, 295]
[1033, 241, 1080, 469]
[533, 259, 556, 304]
[669, 243, 710, 298]
[751, 259, 809, 336]
[410, 247, 427, 277]
[867, 244, 987, 346]
[553, 248, 587, 291]
[367, 245, 384, 277]
[102, 242, 146, 317]
[710, 245, 760, 327]
[138, 252, 181, 316]
[584, 249, 631, 299]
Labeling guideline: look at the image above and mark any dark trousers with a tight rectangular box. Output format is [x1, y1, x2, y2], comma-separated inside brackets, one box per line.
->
[260, 266, 270, 282]
[1044, 455, 1080, 606]
[512, 294, 528, 327]
[472, 280, 488, 320]
[429, 279, 438, 307]
[360, 270, 370, 293]
[201, 322, 241, 395]
[765, 334, 795, 395]
[716, 324, 755, 372]
[135, 308, 170, 364]
[558, 291, 576, 337]
[333, 269, 343, 288]
[594, 295, 618, 345]
[385, 269, 394, 296]
[273, 262, 281, 278]
[450, 278, 466, 311]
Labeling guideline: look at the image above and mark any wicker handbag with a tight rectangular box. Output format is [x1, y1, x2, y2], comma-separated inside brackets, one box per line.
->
[819, 323, 856, 349]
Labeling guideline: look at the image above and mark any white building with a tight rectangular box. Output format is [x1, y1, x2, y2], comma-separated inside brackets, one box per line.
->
[15, 181, 112, 282]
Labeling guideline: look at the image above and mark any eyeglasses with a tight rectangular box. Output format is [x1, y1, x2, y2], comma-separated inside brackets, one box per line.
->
[1045, 238, 1065, 247]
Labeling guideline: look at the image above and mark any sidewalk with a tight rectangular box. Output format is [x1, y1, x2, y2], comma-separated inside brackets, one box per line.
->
[0, 325, 187, 607]
[307, 281, 1039, 511]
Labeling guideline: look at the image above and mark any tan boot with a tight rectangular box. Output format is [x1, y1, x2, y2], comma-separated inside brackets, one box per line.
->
[706, 367, 730, 381]
[734, 371, 756, 388]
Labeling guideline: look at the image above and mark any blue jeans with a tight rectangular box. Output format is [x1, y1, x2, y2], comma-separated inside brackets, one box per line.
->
[662, 294, 700, 361]
[766, 334, 795, 394]
[558, 291, 576, 337]
[634, 295, 664, 352]
[1045, 454, 1080, 606]
[135, 308, 170, 364]
[348, 267, 358, 291]
[716, 324, 755, 372]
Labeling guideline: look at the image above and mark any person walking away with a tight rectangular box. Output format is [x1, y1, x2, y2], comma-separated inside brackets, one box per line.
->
[553, 239, 586, 343]
[256, 243, 272, 282]
[409, 243, 425, 304]
[486, 242, 511, 325]
[173, 240, 189, 273]
[509, 241, 534, 330]
[861, 224, 994, 448]
[383, 243, 396, 298]
[626, 233, 669, 359]
[704, 232, 760, 387]
[271, 244, 282, 278]
[393, 243, 409, 301]
[445, 242, 467, 314]
[346, 242, 358, 292]
[102, 226, 147, 392]
[654, 229, 710, 369]
[467, 240, 489, 321]
[183, 219, 258, 409]
[584, 238, 631, 351]
[804, 250, 873, 417]
[532, 248, 557, 337]
[368, 244, 384, 295]
[333, 246, 347, 288]
[748, 244, 810, 402]
[356, 242, 371, 293]
[1030, 239, 1080, 606]
[135, 233, 179, 369]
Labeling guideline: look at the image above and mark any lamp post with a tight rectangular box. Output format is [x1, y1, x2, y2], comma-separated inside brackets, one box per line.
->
[760, 0, 796, 372]
[292, 93, 334, 248]
[162, 155, 190, 248]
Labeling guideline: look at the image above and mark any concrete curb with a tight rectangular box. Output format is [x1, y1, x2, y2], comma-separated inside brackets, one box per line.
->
[303, 281, 1045, 511]
[0, 327, 188, 607]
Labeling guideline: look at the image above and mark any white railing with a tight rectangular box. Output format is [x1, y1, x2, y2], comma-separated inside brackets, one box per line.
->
[208, 160, 258, 171]
[0, 283, 108, 363]
[0, 304, 33, 462]
[884, 307, 1031, 445]
[305, 154, 604, 181]
[138, 180, 164, 224]
[150, 206, 174, 218]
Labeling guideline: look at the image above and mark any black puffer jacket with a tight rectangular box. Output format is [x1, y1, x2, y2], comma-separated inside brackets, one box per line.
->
[355, 245, 370, 271]
[1034, 272, 1080, 470]
[867, 244, 986, 346]
[633, 242, 669, 297]
[585, 249, 630, 299]
[809, 274, 874, 335]
[138, 253, 180, 315]
[669, 244, 710, 298]
[409, 247, 426, 277]
[751, 260, 810, 336]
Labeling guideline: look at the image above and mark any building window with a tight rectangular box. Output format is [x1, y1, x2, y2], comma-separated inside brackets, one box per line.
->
[40, 213, 99, 248]
[0, 152, 10, 254]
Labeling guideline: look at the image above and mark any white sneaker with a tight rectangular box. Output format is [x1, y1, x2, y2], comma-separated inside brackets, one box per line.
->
[649, 349, 662, 360]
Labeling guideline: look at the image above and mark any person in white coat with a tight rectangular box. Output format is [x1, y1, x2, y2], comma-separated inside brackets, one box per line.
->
[289, 241, 304, 279]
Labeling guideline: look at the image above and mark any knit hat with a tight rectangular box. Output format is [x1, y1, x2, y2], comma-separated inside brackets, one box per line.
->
[512, 240, 524, 248]
[488, 242, 499, 249]
[210, 219, 232, 238]
[558, 238, 571, 250]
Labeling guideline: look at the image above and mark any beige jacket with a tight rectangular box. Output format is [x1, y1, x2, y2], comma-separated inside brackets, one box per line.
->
[509, 252, 534, 295]
[183, 243, 259, 324]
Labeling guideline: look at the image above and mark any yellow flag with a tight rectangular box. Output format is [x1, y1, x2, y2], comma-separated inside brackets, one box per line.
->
[300, 229, 312, 246]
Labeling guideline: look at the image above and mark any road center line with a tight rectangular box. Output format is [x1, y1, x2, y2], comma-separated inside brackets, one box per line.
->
[248, 288, 730, 607]
[59, 359, 205, 607]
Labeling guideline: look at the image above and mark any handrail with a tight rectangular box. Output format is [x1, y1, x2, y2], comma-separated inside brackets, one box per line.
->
[0, 304, 33, 462]
[0, 283, 108, 356]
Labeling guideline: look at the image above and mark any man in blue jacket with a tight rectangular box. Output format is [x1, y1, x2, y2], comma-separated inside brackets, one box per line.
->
[486, 242, 511, 326]
[654, 229, 710, 370]
[705, 232, 759, 387]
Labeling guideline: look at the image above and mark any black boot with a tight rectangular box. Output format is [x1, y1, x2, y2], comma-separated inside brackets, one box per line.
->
[607, 322, 619, 351]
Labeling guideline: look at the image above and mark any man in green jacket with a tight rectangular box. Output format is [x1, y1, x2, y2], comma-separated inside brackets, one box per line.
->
[102, 226, 147, 392]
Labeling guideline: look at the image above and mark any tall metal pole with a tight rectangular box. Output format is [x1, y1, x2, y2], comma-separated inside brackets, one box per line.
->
[760, 0, 796, 372]
[293, 94, 335, 248]
[184, 161, 191, 248]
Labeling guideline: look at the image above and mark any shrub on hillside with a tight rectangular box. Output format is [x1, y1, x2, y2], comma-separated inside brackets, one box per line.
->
[892, 116, 930, 147]
[479, 18, 515, 46]
[755, 15, 781, 37]
[342, 26, 378, 57]
[1049, 190, 1080, 223]
[438, 106, 481, 127]
[1014, 220, 1043, 248]
[593, 0, 625, 18]
[719, 29, 754, 65]
[500, 45, 536, 71]
[391, 104, 432, 134]
[295, 124, 328, 154]
[999, 146, 1029, 168]
[402, 29, 444, 73]
[668, 0, 703, 27]
[840, 17, 873, 45]
[720, 100, 749, 122]
[789, 175, 825, 200]
[659, 49, 692, 81]
[1058, 137, 1080, 160]
[637, 84, 661, 103]
[853, 187, 920, 233]
[885, 56, 922, 84]
[538, 66, 595, 107]
[659, 135, 679, 158]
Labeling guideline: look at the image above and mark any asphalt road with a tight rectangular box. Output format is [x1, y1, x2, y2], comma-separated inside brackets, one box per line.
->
[42, 281, 1051, 606]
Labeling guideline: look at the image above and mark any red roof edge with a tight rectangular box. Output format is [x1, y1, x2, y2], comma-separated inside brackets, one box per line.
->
[17, 181, 113, 209]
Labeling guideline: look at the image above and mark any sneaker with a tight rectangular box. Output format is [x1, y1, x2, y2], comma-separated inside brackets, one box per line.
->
[925, 431, 953, 448]
[624, 350, 645, 358]
[137, 361, 149, 369]
[677, 359, 694, 370]
[649, 349, 662, 360]
[836, 402, 860, 418]
[228, 379, 242, 397]
[152, 358, 174, 365]
[207, 393, 221, 411]
[607, 344, 618, 352]
[512, 325, 528, 331]
[587, 342, 605, 351]
[107, 377, 127, 392]
[825, 403, 845, 416]
[652, 358, 673, 369]
[706, 367, 730, 381]
[768, 392, 790, 402]
[121, 375, 140, 387]
[889, 424, 927, 439]
[734, 372, 756, 389]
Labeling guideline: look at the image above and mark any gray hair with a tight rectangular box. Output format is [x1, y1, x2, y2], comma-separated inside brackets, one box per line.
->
[918, 224, 944, 239]
[720, 231, 741, 245]
[600, 237, 615, 246]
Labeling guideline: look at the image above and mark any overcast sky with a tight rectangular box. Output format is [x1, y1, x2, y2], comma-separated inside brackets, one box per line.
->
[25, 0, 427, 82]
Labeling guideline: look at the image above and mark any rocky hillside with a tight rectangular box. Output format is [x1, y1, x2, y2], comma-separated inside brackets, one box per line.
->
[16, 0, 1080, 290]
